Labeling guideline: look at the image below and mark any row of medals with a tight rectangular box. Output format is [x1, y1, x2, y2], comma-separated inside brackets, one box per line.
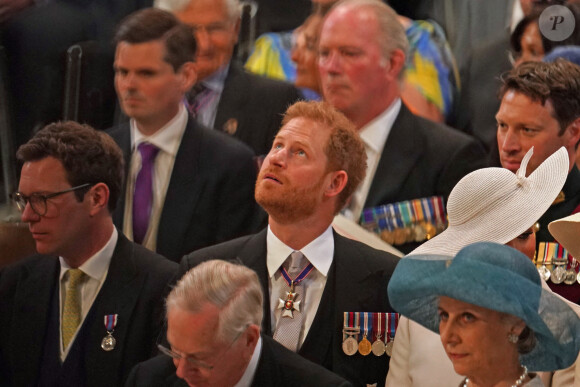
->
[379, 221, 446, 246]
[537, 258, 580, 285]
[342, 327, 393, 357]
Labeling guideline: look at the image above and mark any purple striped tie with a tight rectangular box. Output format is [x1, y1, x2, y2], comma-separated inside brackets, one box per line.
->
[133, 142, 160, 244]
[186, 84, 213, 117]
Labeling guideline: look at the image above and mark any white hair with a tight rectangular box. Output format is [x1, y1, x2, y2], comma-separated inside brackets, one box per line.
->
[155, 0, 241, 20]
[331, 0, 409, 61]
[166, 260, 263, 343]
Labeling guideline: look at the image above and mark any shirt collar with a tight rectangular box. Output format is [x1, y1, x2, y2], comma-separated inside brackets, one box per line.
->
[233, 336, 262, 387]
[201, 62, 230, 93]
[359, 98, 401, 154]
[266, 225, 334, 278]
[59, 227, 118, 282]
[130, 103, 188, 157]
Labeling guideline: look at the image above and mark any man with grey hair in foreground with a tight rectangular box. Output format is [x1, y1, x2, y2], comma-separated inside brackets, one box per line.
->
[125, 260, 352, 386]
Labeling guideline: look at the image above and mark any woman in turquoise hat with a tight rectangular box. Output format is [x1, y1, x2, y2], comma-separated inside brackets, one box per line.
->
[388, 242, 580, 387]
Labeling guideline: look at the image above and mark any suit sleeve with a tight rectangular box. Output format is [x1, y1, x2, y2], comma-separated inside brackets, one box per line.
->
[124, 363, 139, 387]
[385, 316, 412, 387]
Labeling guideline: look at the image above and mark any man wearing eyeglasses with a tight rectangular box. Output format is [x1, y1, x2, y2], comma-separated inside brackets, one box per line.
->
[126, 259, 351, 386]
[0, 121, 178, 387]
[156, 0, 302, 156]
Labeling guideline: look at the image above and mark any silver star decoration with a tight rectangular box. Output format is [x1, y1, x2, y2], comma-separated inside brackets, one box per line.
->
[277, 290, 301, 318]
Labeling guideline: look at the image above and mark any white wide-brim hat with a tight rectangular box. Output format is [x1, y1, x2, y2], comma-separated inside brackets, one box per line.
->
[548, 212, 580, 258]
[409, 147, 569, 256]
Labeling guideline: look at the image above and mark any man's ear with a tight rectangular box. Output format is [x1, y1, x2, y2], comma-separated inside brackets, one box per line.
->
[383, 48, 406, 83]
[509, 318, 527, 337]
[324, 170, 348, 199]
[179, 62, 197, 93]
[565, 117, 580, 149]
[88, 183, 110, 216]
[243, 324, 260, 353]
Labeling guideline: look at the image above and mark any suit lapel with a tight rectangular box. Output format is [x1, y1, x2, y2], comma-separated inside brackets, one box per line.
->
[364, 104, 425, 208]
[298, 258, 335, 365]
[299, 232, 382, 364]
[214, 62, 248, 132]
[333, 233, 386, 310]
[86, 235, 144, 385]
[11, 258, 60, 386]
[235, 230, 271, 334]
[156, 118, 205, 259]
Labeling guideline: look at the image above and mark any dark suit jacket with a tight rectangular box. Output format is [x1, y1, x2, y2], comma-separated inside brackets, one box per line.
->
[214, 61, 302, 156]
[177, 229, 400, 387]
[125, 335, 353, 387]
[364, 104, 487, 210]
[0, 232, 178, 387]
[538, 167, 580, 304]
[108, 117, 259, 262]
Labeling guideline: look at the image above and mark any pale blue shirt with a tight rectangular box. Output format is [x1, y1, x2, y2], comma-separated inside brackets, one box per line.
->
[194, 63, 229, 129]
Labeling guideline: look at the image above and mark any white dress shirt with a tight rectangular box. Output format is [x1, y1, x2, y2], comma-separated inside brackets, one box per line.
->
[234, 337, 262, 387]
[267, 225, 334, 347]
[345, 98, 401, 221]
[58, 228, 118, 360]
[123, 104, 188, 252]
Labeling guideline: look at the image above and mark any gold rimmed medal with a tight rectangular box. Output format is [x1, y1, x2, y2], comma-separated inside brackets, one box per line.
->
[358, 312, 372, 356]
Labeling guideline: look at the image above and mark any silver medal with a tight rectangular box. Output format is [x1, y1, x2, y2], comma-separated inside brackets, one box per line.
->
[101, 332, 116, 351]
[385, 341, 394, 357]
[564, 269, 577, 285]
[342, 336, 358, 356]
[551, 265, 567, 284]
[537, 265, 551, 282]
[371, 339, 386, 356]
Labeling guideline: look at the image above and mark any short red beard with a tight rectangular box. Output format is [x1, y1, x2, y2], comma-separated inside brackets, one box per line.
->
[255, 168, 324, 224]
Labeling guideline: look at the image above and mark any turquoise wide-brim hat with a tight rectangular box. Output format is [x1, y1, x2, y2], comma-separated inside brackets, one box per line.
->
[387, 242, 580, 371]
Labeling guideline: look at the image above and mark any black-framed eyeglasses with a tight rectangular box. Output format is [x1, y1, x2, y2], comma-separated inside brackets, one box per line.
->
[11, 183, 93, 217]
[157, 328, 245, 370]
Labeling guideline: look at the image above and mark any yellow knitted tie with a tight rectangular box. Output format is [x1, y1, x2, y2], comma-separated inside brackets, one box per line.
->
[62, 268, 84, 349]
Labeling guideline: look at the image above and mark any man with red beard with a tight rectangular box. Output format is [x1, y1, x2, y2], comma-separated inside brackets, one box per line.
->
[177, 100, 400, 387]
